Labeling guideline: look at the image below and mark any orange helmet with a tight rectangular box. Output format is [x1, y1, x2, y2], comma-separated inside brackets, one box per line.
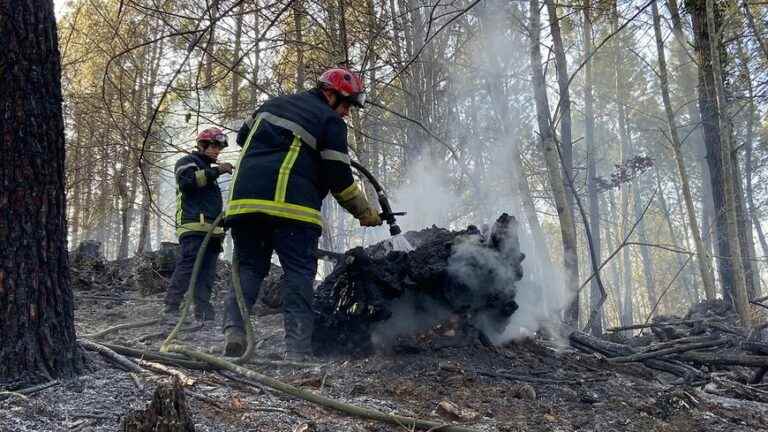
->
[318, 68, 366, 107]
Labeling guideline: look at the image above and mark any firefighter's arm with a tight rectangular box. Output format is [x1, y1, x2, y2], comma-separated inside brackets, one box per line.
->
[175, 157, 219, 193]
[321, 117, 382, 227]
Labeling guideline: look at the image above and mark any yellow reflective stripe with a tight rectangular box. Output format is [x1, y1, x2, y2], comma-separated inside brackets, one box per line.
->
[175, 191, 182, 225]
[195, 169, 207, 187]
[274, 136, 301, 203]
[176, 222, 225, 237]
[228, 117, 263, 205]
[227, 199, 323, 227]
[333, 183, 360, 202]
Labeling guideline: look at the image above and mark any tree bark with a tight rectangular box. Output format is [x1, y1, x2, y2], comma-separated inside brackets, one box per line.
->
[611, 0, 633, 328]
[582, 0, 602, 335]
[652, 0, 717, 301]
[703, 0, 751, 324]
[0, 0, 83, 388]
[293, 0, 305, 90]
[529, 0, 580, 327]
[545, 0, 579, 327]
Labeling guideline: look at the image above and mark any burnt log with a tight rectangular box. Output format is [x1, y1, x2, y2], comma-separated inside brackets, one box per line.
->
[121, 379, 195, 432]
[312, 214, 526, 355]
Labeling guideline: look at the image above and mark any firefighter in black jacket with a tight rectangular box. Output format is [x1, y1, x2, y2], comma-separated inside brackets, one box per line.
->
[165, 128, 233, 321]
[223, 68, 382, 360]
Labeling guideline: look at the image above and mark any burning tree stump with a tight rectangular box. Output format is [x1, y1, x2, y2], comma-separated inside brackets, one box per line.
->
[120, 379, 195, 432]
[312, 214, 525, 355]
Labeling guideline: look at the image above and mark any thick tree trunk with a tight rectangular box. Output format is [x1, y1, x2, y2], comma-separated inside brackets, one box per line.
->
[0, 0, 83, 388]
[687, 0, 736, 298]
[702, 0, 751, 324]
[582, 0, 602, 335]
[545, 0, 579, 327]
[529, 0, 580, 327]
[652, 0, 717, 301]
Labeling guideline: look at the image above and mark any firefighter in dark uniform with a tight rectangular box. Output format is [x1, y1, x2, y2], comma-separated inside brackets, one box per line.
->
[164, 128, 233, 322]
[223, 68, 382, 360]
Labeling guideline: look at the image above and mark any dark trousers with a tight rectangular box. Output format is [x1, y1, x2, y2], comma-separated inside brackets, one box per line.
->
[224, 221, 319, 354]
[165, 234, 223, 318]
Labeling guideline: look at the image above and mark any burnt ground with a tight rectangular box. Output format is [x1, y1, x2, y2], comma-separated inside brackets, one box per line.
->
[2, 283, 768, 432]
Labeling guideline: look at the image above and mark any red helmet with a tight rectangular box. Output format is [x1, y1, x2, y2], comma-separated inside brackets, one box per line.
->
[197, 127, 228, 148]
[318, 68, 366, 107]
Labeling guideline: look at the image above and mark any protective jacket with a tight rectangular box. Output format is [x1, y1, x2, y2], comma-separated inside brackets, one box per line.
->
[174, 151, 225, 238]
[227, 89, 366, 230]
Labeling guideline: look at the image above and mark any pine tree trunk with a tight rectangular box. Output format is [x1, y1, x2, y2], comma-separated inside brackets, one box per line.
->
[545, 0, 579, 327]
[702, 0, 751, 324]
[652, 0, 717, 302]
[582, 0, 602, 335]
[611, 1, 633, 328]
[529, 0, 580, 327]
[0, 0, 83, 388]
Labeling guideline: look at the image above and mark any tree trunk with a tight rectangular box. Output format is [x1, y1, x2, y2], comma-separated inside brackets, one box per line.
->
[738, 44, 768, 259]
[700, 0, 752, 326]
[686, 0, 736, 298]
[231, 3, 244, 121]
[293, 0, 305, 90]
[652, 0, 717, 301]
[582, 0, 602, 335]
[545, 0, 579, 327]
[250, 1, 261, 107]
[0, 0, 83, 388]
[611, 1, 633, 328]
[742, 0, 768, 64]
[529, 0, 580, 327]
[667, 0, 718, 280]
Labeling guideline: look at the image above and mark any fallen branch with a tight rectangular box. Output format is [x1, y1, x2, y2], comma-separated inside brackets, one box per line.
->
[169, 345, 482, 432]
[608, 339, 728, 364]
[605, 319, 723, 332]
[82, 318, 162, 339]
[136, 360, 196, 386]
[79, 339, 144, 373]
[97, 342, 213, 370]
[674, 351, 768, 368]
[0, 380, 60, 402]
[569, 331, 705, 380]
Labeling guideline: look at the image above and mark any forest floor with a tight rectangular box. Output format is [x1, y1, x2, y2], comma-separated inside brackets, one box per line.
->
[2, 257, 768, 431]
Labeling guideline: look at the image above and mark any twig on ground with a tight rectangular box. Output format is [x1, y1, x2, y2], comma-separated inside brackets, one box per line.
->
[0, 380, 59, 402]
[136, 359, 196, 386]
[79, 339, 144, 373]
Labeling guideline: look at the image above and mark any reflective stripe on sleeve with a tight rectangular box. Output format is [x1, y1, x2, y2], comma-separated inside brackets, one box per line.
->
[333, 183, 361, 202]
[175, 162, 198, 177]
[320, 149, 351, 164]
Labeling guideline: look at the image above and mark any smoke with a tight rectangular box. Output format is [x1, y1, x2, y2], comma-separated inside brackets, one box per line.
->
[370, 292, 453, 351]
[445, 218, 574, 346]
